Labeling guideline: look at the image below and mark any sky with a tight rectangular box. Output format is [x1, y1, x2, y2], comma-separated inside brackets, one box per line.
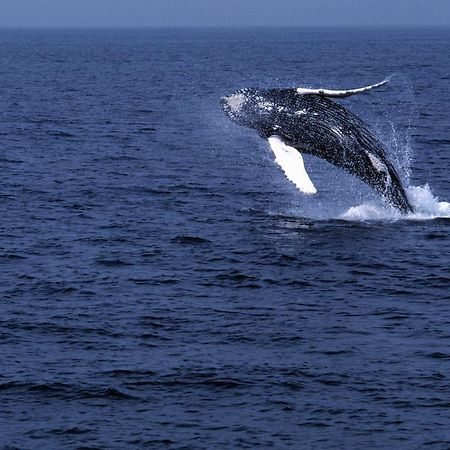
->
[0, 0, 449, 28]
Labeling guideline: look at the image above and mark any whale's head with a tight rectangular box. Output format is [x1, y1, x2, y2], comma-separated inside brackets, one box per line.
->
[220, 88, 273, 132]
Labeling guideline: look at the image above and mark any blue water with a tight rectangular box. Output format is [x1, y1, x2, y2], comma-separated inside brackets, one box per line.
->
[1, 27, 450, 449]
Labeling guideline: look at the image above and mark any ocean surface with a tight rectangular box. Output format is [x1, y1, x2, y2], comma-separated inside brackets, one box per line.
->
[1, 27, 450, 449]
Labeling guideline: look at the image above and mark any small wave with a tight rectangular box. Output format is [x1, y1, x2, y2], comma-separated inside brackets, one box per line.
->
[96, 259, 134, 267]
[340, 185, 450, 221]
[48, 427, 91, 435]
[0, 381, 137, 400]
[171, 235, 212, 244]
[49, 130, 76, 138]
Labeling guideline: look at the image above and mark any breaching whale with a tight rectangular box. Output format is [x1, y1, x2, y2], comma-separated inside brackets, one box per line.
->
[220, 79, 413, 213]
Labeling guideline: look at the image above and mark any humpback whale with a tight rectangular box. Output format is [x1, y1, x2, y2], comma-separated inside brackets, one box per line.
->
[220, 79, 413, 213]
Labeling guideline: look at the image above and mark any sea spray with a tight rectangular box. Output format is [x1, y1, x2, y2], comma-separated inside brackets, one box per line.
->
[340, 185, 450, 221]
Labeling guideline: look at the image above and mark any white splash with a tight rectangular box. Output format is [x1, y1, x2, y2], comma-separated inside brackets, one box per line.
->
[406, 185, 450, 218]
[339, 185, 450, 221]
[268, 136, 317, 194]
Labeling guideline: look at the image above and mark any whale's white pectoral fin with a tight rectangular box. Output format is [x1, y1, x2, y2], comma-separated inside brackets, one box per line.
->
[296, 78, 389, 98]
[268, 136, 317, 194]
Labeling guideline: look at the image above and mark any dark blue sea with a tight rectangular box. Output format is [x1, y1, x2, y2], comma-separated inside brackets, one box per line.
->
[1, 27, 450, 449]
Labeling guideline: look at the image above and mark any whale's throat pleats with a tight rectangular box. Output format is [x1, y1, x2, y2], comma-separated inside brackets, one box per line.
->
[268, 136, 317, 194]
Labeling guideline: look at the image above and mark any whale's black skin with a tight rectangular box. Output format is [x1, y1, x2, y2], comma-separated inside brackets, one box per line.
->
[220, 88, 413, 213]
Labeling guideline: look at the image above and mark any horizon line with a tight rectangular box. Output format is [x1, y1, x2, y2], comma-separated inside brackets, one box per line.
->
[0, 24, 450, 31]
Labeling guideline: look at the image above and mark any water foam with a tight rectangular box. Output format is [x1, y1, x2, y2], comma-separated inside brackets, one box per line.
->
[340, 185, 450, 222]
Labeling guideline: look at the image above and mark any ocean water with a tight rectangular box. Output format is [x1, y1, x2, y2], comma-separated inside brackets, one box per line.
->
[1, 27, 450, 449]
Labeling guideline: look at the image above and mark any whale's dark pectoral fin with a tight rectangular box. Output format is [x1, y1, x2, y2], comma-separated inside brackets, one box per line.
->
[296, 79, 389, 98]
[267, 136, 317, 194]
